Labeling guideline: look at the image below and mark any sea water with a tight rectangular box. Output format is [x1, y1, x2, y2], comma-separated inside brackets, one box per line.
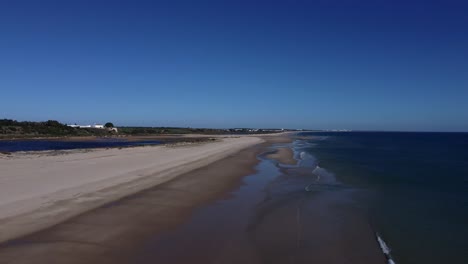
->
[297, 132, 468, 264]
[0, 138, 163, 152]
[134, 140, 386, 263]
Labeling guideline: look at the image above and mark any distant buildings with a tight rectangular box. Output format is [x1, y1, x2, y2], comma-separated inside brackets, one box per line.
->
[68, 124, 105, 129]
[67, 123, 118, 132]
[68, 124, 87, 128]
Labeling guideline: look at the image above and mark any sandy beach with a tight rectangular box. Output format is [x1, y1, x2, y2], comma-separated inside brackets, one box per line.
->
[0, 134, 386, 264]
[0, 136, 263, 244]
[266, 147, 297, 165]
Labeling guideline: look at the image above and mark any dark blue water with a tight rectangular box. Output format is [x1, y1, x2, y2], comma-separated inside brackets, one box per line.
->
[298, 132, 468, 264]
[0, 139, 163, 152]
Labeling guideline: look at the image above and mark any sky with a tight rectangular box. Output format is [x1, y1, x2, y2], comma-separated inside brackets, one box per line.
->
[1, 0, 467, 131]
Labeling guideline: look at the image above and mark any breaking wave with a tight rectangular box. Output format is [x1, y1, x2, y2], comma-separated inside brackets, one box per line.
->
[376, 233, 396, 264]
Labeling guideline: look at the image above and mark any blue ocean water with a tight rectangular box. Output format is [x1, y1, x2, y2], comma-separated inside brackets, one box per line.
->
[298, 132, 468, 264]
[0, 139, 163, 152]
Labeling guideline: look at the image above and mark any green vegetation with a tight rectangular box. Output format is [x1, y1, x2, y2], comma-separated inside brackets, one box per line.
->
[117, 127, 224, 135]
[0, 119, 111, 138]
[0, 119, 282, 139]
[117, 127, 276, 135]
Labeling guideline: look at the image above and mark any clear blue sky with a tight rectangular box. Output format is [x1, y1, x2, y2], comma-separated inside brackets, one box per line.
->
[1, 0, 467, 131]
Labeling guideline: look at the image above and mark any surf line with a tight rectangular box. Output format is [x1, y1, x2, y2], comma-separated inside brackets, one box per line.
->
[376, 233, 396, 264]
[305, 165, 321, 192]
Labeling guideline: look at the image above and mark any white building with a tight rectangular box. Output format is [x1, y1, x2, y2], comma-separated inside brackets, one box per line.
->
[68, 124, 105, 129]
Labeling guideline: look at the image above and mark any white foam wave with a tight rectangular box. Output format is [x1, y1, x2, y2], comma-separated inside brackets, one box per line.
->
[300, 151, 306, 160]
[376, 234, 396, 264]
[377, 235, 390, 254]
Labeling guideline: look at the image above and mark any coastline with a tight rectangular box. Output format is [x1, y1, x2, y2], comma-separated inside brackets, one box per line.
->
[0, 132, 290, 142]
[0, 136, 263, 244]
[0, 136, 277, 264]
[0, 133, 387, 264]
[266, 147, 297, 165]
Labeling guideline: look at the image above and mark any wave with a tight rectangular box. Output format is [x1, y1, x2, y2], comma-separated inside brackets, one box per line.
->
[376, 233, 396, 264]
[311, 165, 337, 184]
[299, 151, 306, 160]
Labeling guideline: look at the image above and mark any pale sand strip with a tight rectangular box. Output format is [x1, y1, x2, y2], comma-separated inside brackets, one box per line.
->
[266, 147, 297, 165]
[0, 136, 264, 243]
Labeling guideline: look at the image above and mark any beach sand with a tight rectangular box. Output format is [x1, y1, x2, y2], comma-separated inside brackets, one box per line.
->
[0, 134, 385, 264]
[0, 136, 263, 244]
[0, 137, 268, 264]
[266, 147, 297, 165]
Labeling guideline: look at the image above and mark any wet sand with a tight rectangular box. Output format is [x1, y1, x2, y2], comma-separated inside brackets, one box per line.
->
[0, 140, 268, 264]
[0, 136, 262, 244]
[0, 135, 386, 264]
[266, 147, 297, 165]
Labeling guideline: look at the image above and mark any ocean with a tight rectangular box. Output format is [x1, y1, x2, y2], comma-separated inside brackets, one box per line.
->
[297, 132, 468, 264]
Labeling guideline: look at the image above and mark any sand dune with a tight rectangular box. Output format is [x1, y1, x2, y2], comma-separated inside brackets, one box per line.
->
[0, 136, 263, 243]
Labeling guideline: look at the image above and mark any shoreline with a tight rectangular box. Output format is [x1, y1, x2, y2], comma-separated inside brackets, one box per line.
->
[0, 132, 291, 142]
[0, 136, 275, 264]
[0, 134, 387, 264]
[266, 147, 297, 165]
[0, 133, 293, 154]
[0, 136, 263, 244]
